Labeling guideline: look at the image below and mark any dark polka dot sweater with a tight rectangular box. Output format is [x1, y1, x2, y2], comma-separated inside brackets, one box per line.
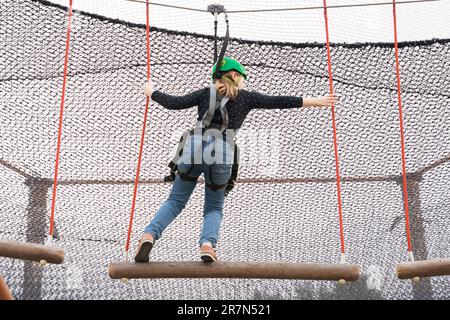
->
[151, 88, 303, 130]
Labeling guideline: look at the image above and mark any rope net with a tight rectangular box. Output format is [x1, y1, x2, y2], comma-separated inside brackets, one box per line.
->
[0, 0, 449, 299]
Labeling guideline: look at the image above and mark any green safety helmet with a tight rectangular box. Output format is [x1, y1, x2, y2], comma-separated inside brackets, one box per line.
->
[212, 57, 248, 80]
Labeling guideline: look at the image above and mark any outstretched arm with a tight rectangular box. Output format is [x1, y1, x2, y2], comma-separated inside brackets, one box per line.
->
[248, 91, 303, 110]
[248, 90, 338, 110]
[143, 80, 205, 110]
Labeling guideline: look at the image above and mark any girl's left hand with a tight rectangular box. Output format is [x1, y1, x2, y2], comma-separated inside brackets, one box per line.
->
[143, 80, 153, 97]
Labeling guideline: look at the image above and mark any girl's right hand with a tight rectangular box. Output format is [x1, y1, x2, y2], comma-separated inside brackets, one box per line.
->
[143, 80, 153, 97]
[302, 94, 339, 107]
[315, 94, 338, 107]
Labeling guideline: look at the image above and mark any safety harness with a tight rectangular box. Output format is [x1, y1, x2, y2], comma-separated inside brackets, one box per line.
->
[163, 86, 240, 195]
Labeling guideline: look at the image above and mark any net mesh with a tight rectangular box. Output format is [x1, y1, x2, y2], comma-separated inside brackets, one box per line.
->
[0, 0, 449, 300]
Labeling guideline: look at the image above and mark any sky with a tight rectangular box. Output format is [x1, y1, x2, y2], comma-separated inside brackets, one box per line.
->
[47, 0, 450, 43]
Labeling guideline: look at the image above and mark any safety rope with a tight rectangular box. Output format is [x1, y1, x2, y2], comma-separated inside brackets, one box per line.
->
[124, 0, 152, 258]
[49, 0, 73, 239]
[323, 0, 346, 259]
[392, 0, 414, 258]
[124, 0, 440, 14]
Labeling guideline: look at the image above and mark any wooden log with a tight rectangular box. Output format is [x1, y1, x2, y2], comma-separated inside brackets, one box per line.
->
[109, 261, 360, 281]
[0, 240, 64, 264]
[0, 276, 14, 300]
[396, 258, 450, 279]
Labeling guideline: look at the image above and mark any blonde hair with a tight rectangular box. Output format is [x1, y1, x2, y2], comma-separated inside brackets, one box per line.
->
[214, 71, 243, 101]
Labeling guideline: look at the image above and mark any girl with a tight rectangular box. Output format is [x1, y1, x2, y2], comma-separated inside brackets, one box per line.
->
[135, 57, 337, 263]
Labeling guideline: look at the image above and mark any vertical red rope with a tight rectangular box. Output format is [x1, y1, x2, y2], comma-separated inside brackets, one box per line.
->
[125, 0, 151, 254]
[49, 0, 73, 237]
[323, 0, 345, 255]
[392, 0, 413, 253]
[146, 0, 151, 80]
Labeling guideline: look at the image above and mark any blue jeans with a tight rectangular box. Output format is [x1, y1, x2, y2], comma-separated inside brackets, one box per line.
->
[144, 133, 233, 247]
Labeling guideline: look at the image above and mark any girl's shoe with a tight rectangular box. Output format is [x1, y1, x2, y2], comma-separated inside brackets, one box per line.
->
[134, 234, 154, 263]
[200, 243, 218, 262]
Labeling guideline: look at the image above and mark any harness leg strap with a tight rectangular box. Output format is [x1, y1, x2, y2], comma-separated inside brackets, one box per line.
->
[205, 181, 228, 190]
[177, 171, 199, 182]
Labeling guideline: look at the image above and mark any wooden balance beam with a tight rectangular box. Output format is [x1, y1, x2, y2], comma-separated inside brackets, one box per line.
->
[109, 261, 360, 282]
[0, 240, 64, 264]
[396, 258, 450, 280]
[0, 276, 14, 300]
